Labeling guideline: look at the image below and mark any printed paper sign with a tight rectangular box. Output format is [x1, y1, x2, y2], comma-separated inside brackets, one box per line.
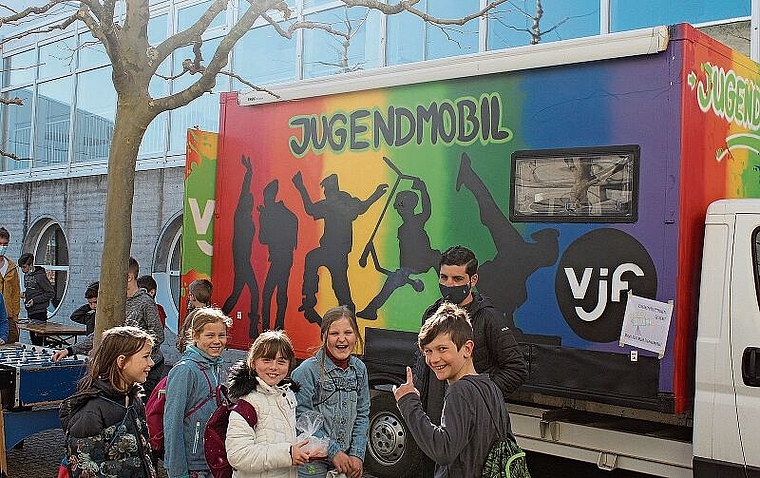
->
[619, 293, 673, 358]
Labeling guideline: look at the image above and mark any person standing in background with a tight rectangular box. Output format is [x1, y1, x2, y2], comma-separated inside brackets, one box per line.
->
[0, 228, 21, 343]
[19, 253, 55, 345]
[70, 281, 99, 335]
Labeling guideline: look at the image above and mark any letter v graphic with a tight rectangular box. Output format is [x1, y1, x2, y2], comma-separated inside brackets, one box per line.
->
[189, 198, 215, 256]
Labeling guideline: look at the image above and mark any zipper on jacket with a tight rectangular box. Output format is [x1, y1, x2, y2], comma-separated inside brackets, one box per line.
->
[192, 421, 200, 454]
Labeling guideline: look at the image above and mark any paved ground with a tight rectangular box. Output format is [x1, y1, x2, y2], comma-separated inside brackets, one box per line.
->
[5, 428, 169, 477]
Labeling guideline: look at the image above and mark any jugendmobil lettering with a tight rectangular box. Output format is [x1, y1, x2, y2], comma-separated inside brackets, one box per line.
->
[555, 229, 657, 342]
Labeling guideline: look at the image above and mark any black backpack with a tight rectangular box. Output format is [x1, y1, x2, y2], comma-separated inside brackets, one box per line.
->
[464, 377, 531, 478]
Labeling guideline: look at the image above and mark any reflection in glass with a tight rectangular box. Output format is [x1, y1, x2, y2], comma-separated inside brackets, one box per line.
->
[5, 50, 36, 88]
[234, 23, 296, 86]
[511, 147, 637, 222]
[488, 0, 599, 49]
[39, 39, 76, 79]
[427, 0, 479, 60]
[303, 6, 381, 79]
[74, 67, 116, 163]
[78, 32, 110, 70]
[169, 39, 224, 152]
[35, 223, 69, 314]
[35, 77, 73, 167]
[386, 3, 425, 66]
[611, 0, 750, 31]
[3, 88, 33, 171]
[177, 1, 226, 31]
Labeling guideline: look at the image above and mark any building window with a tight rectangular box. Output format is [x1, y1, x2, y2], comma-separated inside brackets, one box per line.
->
[487, 0, 601, 49]
[74, 66, 116, 163]
[302, 5, 382, 78]
[510, 145, 639, 222]
[153, 214, 182, 333]
[233, 22, 297, 86]
[169, 38, 224, 152]
[35, 76, 73, 167]
[610, 0, 751, 31]
[2, 87, 33, 171]
[26, 220, 69, 317]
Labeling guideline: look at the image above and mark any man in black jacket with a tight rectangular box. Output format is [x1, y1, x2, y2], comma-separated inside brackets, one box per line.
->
[412, 245, 528, 477]
[416, 245, 528, 424]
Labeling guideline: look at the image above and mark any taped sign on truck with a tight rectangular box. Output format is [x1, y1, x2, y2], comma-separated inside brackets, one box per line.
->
[619, 292, 673, 358]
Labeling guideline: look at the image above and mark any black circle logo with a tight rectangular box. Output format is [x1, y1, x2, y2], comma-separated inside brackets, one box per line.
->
[555, 228, 657, 342]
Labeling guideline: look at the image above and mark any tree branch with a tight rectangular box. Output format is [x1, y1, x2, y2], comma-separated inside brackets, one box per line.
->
[342, 0, 510, 26]
[153, 0, 228, 71]
[217, 69, 280, 99]
[0, 97, 22, 105]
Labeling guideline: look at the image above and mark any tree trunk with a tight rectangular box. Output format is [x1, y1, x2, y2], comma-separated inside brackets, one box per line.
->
[94, 99, 150, 348]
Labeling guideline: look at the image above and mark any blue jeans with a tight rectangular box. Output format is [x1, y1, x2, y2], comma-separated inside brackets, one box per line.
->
[298, 459, 332, 478]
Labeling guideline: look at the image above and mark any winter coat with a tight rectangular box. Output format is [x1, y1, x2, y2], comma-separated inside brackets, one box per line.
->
[70, 303, 96, 335]
[0, 258, 20, 319]
[422, 292, 528, 396]
[291, 350, 370, 461]
[59, 379, 156, 478]
[23, 265, 53, 317]
[163, 345, 226, 478]
[225, 360, 300, 478]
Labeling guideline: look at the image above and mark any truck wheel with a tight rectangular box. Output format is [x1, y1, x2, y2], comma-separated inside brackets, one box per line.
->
[365, 391, 424, 477]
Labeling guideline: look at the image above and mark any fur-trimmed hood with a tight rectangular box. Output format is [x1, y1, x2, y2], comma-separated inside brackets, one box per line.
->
[226, 359, 300, 400]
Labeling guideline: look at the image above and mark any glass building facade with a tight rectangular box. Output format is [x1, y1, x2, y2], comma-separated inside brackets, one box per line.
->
[0, 0, 752, 178]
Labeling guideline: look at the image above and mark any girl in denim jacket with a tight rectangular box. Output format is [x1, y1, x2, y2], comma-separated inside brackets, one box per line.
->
[292, 306, 370, 478]
[164, 307, 232, 478]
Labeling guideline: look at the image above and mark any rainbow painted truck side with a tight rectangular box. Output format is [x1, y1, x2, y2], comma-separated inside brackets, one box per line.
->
[191, 23, 760, 477]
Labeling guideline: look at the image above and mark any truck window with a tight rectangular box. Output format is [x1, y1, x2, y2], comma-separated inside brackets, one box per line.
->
[510, 145, 639, 223]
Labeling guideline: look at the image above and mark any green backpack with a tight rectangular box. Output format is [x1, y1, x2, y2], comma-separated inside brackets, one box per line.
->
[465, 377, 531, 478]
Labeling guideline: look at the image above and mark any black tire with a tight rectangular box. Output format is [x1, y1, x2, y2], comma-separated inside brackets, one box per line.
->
[364, 390, 425, 477]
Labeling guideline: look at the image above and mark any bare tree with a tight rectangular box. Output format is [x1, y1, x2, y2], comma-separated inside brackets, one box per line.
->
[0, 0, 510, 344]
[490, 0, 594, 45]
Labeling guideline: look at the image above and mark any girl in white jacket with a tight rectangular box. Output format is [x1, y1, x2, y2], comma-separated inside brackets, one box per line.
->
[225, 331, 311, 478]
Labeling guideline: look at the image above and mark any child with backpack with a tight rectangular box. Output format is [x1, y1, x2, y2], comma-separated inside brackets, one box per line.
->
[291, 306, 370, 478]
[224, 330, 310, 477]
[59, 326, 157, 478]
[163, 307, 231, 477]
[392, 302, 521, 478]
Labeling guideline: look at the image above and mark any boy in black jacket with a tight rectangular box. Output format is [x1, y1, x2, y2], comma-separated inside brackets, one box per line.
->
[69, 281, 98, 335]
[395, 302, 513, 478]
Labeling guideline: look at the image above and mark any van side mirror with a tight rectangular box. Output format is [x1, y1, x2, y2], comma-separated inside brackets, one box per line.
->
[742, 347, 760, 387]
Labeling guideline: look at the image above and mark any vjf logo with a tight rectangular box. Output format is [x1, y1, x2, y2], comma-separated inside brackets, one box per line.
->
[555, 229, 657, 342]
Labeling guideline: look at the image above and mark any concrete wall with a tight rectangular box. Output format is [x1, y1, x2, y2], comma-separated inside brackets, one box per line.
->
[0, 166, 185, 338]
[699, 21, 751, 58]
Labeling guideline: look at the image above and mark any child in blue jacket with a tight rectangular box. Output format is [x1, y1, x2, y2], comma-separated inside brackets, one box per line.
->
[163, 307, 231, 478]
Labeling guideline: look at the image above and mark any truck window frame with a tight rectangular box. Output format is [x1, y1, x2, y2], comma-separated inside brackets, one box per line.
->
[509, 144, 640, 223]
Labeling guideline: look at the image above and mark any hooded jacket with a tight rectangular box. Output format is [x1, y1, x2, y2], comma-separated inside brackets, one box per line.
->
[23, 265, 54, 317]
[225, 360, 300, 478]
[59, 379, 156, 478]
[163, 345, 226, 477]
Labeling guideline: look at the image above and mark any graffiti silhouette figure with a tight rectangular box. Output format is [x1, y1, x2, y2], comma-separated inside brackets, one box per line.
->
[258, 179, 298, 331]
[222, 155, 260, 338]
[293, 171, 388, 323]
[358, 177, 440, 320]
[456, 152, 559, 330]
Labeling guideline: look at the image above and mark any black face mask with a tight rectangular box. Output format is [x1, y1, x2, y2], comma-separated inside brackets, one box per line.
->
[439, 282, 471, 305]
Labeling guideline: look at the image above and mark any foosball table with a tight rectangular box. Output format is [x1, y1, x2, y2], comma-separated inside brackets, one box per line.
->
[0, 344, 86, 473]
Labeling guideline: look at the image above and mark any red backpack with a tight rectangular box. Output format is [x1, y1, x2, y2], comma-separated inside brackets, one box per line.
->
[204, 399, 258, 478]
[145, 362, 217, 455]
